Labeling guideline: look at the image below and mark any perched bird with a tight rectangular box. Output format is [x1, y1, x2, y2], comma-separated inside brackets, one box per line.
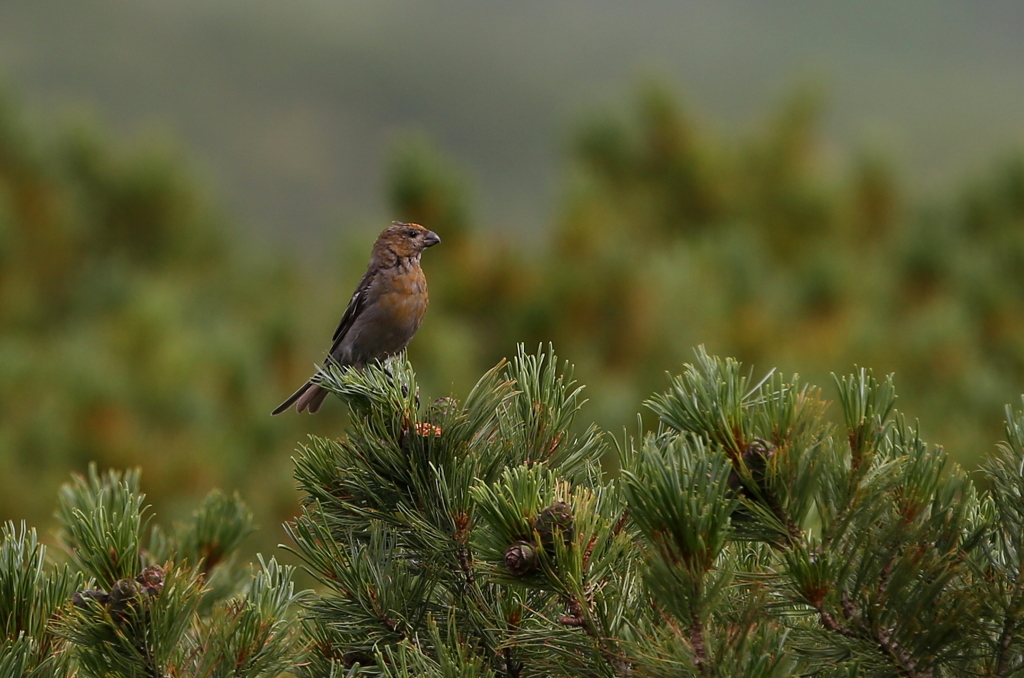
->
[272, 222, 441, 415]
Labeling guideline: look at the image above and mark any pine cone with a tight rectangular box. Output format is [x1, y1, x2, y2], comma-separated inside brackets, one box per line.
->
[504, 540, 538, 577]
[71, 566, 164, 623]
[137, 564, 165, 596]
[72, 589, 110, 609]
[729, 438, 774, 492]
[534, 501, 575, 556]
[108, 578, 143, 623]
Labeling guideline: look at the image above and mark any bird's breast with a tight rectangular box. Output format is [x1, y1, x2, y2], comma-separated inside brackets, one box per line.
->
[377, 273, 428, 326]
[341, 264, 428, 363]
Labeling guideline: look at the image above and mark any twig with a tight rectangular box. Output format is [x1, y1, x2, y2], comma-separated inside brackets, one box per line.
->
[558, 597, 632, 677]
[689, 609, 710, 677]
[815, 591, 930, 678]
[874, 623, 928, 678]
[995, 566, 1024, 676]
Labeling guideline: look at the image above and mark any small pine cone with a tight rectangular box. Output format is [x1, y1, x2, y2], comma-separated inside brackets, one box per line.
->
[743, 438, 774, 477]
[504, 541, 538, 577]
[108, 578, 143, 623]
[729, 438, 775, 492]
[72, 589, 110, 609]
[534, 501, 575, 556]
[109, 578, 142, 603]
[136, 565, 165, 596]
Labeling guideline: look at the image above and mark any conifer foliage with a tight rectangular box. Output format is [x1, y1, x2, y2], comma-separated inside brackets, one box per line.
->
[8, 345, 1024, 675]
[0, 467, 304, 677]
[283, 346, 1024, 676]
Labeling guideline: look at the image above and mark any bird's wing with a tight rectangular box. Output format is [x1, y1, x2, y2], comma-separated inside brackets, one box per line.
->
[329, 267, 376, 348]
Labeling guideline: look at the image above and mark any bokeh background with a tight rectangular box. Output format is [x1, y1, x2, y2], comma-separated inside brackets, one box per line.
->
[2, 0, 1024, 557]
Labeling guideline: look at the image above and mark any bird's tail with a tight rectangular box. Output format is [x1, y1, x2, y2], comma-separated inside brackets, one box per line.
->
[271, 381, 330, 415]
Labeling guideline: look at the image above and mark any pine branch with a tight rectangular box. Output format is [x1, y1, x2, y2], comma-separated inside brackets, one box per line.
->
[285, 346, 1024, 675]
[994, 580, 1022, 677]
[556, 593, 632, 677]
[984, 401, 1024, 677]
[687, 609, 709, 678]
[55, 465, 148, 588]
[0, 522, 80, 677]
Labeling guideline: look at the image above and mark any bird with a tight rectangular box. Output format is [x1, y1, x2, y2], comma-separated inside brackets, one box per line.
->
[272, 221, 441, 415]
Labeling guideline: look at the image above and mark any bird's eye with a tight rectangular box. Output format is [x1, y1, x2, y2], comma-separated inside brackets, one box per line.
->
[407, 229, 419, 238]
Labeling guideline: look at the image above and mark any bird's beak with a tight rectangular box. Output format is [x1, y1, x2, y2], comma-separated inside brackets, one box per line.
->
[423, 230, 441, 247]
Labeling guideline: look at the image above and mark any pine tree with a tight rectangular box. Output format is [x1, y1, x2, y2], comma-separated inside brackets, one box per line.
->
[8, 345, 1024, 675]
[288, 345, 1024, 677]
[0, 467, 304, 677]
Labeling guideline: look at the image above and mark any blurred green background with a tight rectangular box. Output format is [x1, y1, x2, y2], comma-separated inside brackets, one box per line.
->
[2, 1, 1024, 557]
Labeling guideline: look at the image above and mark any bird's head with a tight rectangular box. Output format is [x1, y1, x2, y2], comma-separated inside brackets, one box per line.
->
[374, 222, 441, 260]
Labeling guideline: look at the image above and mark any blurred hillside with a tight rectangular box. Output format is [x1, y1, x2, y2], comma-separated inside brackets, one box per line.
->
[405, 83, 1024, 468]
[0, 1, 1022, 251]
